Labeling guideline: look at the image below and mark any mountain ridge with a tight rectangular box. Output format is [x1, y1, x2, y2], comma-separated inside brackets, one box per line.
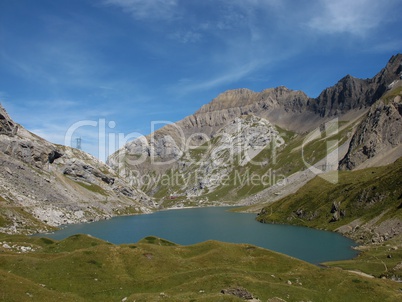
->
[1, 54, 402, 232]
[108, 54, 402, 204]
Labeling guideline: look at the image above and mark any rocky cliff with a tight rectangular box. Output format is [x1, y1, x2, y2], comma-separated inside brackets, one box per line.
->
[0, 104, 152, 234]
[311, 54, 402, 117]
[339, 81, 402, 170]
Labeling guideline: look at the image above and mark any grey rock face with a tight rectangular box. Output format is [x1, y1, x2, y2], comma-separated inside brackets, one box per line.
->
[182, 87, 311, 134]
[63, 159, 115, 185]
[0, 104, 18, 136]
[311, 54, 402, 117]
[339, 90, 402, 170]
[0, 105, 152, 234]
[180, 116, 284, 196]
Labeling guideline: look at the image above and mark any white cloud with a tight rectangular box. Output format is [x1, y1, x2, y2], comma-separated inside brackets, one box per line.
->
[308, 0, 390, 35]
[103, 0, 179, 21]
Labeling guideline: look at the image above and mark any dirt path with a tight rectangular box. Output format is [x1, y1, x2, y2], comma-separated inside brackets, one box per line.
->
[347, 270, 375, 279]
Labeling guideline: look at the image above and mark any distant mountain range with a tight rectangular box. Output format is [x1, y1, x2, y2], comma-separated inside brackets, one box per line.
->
[0, 54, 401, 235]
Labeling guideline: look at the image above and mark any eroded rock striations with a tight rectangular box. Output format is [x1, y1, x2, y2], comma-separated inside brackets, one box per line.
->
[0, 105, 152, 234]
[339, 82, 402, 170]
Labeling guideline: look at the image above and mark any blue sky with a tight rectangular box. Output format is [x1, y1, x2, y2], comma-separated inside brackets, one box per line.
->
[1, 0, 401, 161]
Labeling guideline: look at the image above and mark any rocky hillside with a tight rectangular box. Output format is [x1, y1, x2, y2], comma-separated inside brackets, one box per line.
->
[256, 157, 402, 245]
[109, 54, 402, 205]
[0, 104, 152, 234]
[339, 81, 402, 170]
[162, 115, 284, 199]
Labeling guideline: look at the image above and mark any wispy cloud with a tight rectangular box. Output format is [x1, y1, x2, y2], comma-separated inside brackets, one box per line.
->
[2, 0, 401, 160]
[307, 0, 394, 35]
[174, 60, 264, 95]
[102, 0, 179, 21]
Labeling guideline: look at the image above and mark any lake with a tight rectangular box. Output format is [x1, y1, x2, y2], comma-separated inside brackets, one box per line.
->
[36, 207, 358, 264]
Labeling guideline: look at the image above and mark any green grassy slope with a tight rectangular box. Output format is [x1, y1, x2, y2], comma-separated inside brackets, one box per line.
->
[0, 234, 401, 301]
[256, 158, 402, 232]
[255, 158, 402, 280]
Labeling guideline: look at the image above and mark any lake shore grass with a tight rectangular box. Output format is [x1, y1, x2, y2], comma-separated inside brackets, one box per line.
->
[0, 233, 401, 301]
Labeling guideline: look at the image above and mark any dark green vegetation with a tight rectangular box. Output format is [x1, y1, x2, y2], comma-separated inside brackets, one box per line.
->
[74, 181, 108, 196]
[0, 234, 401, 301]
[256, 158, 402, 232]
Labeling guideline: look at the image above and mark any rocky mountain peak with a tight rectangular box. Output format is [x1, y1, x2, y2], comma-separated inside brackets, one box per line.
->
[197, 88, 258, 114]
[197, 86, 309, 115]
[370, 53, 402, 98]
[310, 54, 402, 117]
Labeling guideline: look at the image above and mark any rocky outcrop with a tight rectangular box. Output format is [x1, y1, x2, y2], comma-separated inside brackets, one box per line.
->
[180, 87, 311, 135]
[0, 104, 152, 234]
[63, 159, 115, 185]
[220, 287, 255, 300]
[180, 115, 284, 197]
[0, 105, 18, 136]
[339, 83, 402, 170]
[0, 106, 64, 169]
[311, 75, 371, 117]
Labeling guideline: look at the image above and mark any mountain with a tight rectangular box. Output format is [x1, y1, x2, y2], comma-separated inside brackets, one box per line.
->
[108, 54, 402, 207]
[339, 81, 402, 170]
[0, 105, 152, 234]
[311, 54, 402, 117]
[1, 54, 401, 233]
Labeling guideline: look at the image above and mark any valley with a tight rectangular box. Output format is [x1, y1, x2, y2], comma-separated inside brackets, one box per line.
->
[0, 54, 402, 301]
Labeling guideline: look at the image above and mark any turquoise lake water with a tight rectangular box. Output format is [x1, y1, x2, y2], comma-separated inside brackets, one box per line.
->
[36, 207, 358, 264]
